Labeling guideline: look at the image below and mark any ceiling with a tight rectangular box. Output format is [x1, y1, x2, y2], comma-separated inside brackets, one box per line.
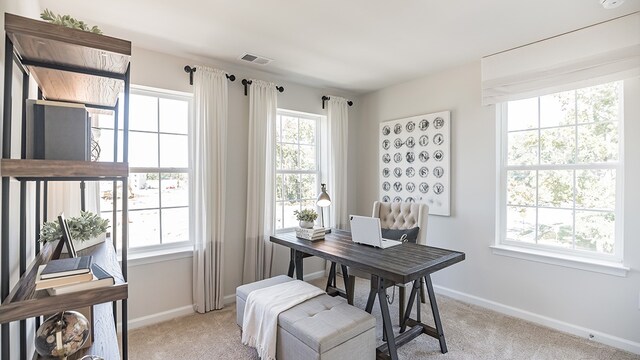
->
[38, 0, 639, 94]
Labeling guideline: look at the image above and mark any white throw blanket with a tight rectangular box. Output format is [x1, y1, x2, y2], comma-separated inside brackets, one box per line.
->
[242, 280, 324, 360]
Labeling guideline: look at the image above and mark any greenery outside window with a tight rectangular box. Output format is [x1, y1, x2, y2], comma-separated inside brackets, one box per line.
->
[498, 81, 623, 261]
[94, 87, 192, 250]
[275, 110, 324, 230]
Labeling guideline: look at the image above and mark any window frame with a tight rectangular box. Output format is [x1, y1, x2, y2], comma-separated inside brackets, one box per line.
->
[494, 82, 625, 267]
[99, 86, 193, 254]
[274, 109, 325, 232]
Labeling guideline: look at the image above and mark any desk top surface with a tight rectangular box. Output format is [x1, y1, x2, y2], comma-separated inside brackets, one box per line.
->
[271, 230, 465, 284]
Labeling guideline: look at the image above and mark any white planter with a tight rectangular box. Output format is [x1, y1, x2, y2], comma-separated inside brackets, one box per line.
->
[299, 221, 314, 229]
[62, 232, 107, 253]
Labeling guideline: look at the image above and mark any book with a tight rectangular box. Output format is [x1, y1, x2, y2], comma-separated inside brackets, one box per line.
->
[40, 256, 92, 280]
[35, 265, 93, 290]
[295, 226, 326, 235]
[295, 228, 325, 241]
[47, 264, 115, 296]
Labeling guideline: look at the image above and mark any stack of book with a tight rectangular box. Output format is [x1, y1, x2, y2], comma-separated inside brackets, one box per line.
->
[35, 256, 115, 295]
[295, 226, 326, 241]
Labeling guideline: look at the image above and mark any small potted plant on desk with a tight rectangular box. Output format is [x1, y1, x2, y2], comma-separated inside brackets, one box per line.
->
[294, 209, 318, 229]
[40, 211, 110, 252]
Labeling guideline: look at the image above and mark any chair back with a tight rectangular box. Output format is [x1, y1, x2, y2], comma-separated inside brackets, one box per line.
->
[371, 201, 429, 245]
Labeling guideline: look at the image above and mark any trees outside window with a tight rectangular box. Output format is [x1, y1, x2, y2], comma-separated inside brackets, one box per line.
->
[500, 81, 622, 258]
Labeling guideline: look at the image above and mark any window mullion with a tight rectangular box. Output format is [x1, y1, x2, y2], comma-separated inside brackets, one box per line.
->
[572, 90, 578, 250]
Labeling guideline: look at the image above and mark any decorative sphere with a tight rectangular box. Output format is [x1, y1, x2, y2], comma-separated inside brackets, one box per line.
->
[35, 311, 90, 358]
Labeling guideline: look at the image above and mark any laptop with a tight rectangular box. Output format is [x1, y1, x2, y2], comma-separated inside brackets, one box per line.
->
[349, 215, 402, 249]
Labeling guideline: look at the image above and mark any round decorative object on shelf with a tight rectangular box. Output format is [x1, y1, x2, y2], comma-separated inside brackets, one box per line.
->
[299, 221, 314, 229]
[35, 311, 90, 359]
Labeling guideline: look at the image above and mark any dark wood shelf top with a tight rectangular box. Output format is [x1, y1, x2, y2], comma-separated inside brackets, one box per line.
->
[0, 159, 128, 180]
[5, 13, 131, 107]
[0, 240, 127, 324]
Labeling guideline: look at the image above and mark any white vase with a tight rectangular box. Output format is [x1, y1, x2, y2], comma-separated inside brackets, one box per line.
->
[299, 221, 314, 229]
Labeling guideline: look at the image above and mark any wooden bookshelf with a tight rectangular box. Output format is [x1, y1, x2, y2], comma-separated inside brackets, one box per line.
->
[0, 159, 128, 180]
[5, 13, 131, 107]
[0, 240, 127, 324]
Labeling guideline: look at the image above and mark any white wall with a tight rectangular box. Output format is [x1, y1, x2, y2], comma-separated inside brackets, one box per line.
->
[127, 47, 361, 324]
[356, 61, 640, 351]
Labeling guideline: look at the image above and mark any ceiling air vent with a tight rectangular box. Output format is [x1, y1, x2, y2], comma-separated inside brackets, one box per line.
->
[239, 53, 273, 65]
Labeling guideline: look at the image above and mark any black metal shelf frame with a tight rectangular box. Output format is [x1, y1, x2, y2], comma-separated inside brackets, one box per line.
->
[1, 34, 131, 360]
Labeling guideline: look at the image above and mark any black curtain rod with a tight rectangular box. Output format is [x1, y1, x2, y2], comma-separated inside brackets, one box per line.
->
[322, 95, 353, 109]
[241, 79, 285, 96]
[184, 65, 236, 85]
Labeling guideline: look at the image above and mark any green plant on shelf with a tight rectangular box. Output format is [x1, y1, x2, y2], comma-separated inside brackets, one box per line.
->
[40, 211, 109, 243]
[294, 209, 318, 222]
[40, 9, 103, 34]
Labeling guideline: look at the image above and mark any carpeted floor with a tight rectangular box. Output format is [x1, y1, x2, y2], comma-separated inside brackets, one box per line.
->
[129, 277, 639, 360]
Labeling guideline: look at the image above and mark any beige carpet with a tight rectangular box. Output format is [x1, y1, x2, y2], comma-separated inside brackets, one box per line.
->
[129, 277, 638, 360]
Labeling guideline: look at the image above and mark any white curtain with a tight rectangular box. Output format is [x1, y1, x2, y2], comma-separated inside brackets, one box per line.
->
[242, 80, 277, 283]
[46, 181, 100, 221]
[481, 12, 640, 105]
[191, 66, 228, 312]
[327, 96, 349, 230]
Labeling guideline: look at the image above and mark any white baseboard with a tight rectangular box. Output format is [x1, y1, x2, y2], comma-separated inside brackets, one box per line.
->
[123, 305, 195, 331]
[304, 270, 327, 281]
[433, 285, 640, 355]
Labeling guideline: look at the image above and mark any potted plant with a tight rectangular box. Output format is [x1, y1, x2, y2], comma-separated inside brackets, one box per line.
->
[40, 211, 110, 252]
[294, 209, 318, 229]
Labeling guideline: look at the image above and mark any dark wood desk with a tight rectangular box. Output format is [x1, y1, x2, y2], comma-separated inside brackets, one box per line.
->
[271, 230, 465, 360]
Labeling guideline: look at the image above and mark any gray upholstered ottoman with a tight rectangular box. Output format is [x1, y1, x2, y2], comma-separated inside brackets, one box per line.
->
[236, 275, 376, 360]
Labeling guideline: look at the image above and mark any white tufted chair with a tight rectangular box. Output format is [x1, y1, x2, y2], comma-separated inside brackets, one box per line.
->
[348, 201, 429, 324]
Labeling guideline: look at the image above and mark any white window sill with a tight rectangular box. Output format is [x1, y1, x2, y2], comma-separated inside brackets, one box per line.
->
[490, 245, 629, 277]
[119, 246, 194, 267]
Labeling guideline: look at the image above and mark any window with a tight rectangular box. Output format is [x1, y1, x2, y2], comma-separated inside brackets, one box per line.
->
[275, 110, 324, 230]
[498, 81, 622, 261]
[94, 88, 191, 250]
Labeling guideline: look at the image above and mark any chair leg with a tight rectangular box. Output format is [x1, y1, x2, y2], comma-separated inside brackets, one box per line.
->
[420, 277, 427, 304]
[399, 286, 406, 325]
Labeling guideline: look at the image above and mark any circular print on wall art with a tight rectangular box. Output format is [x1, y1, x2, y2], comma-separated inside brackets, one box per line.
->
[382, 125, 391, 136]
[382, 168, 390, 178]
[433, 166, 444, 178]
[419, 166, 429, 178]
[382, 154, 391, 163]
[406, 197, 415, 203]
[406, 152, 415, 163]
[406, 182, 415, 193]
[382, 195, 390, 202]
[434, 150, 444, 161]
[406, 121, 415, 132]
[394, 167, 402, 178]
[394, 124, 402, 134]
[394, 138, 403, 149]
[433, 133, 444, 146]
[382, 182, 391, 191]
[419, 135, 429, 147]
[393, 182, 403, 192]
[406, 137, 415, 148]
[434, 117, 445, 129]
[419, 182, 429, 193]
[406, 167, 415, 177]
[419, 151, 429, 162]
[434, 182, 445, 194]
[419, 119, 429, 131]
[394, 153, 402, 163]
[382, 139, 390, 150]
[393, 196, 403, 203]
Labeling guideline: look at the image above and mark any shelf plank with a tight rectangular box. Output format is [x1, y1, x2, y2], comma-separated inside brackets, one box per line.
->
[30, 68, 123, 107]
[0, 241, 127, 324]
[0, 159, 128, 179]
[34, 303, 121, 360]
[5, 13, 131, 107]
[5, 13, 131, 72]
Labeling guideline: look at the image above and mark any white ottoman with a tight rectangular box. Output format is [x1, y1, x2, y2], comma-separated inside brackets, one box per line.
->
[236, 276, 376, 360]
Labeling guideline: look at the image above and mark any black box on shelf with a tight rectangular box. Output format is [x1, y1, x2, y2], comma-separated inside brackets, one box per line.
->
[26, 99, 91, 161]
